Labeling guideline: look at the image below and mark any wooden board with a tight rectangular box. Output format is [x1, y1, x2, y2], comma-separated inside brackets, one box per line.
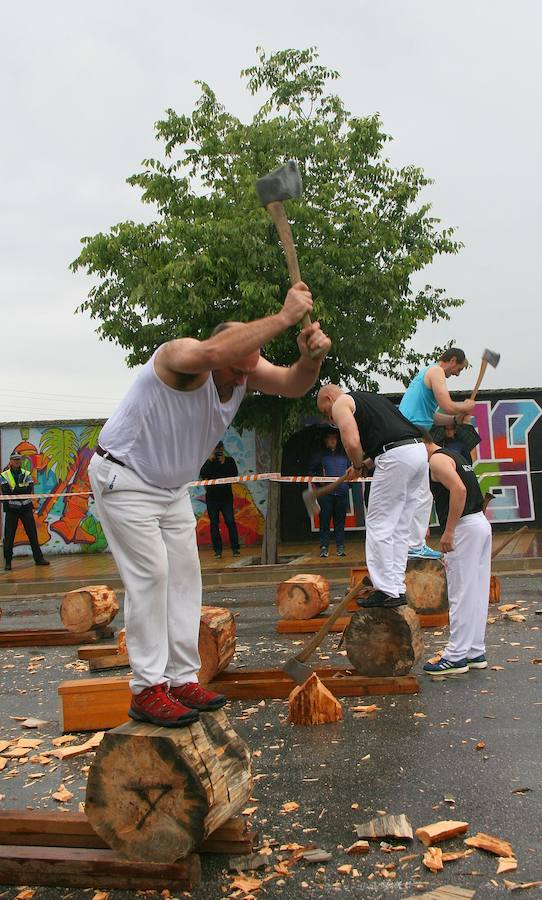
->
[58, 668, 420, 731]
[0, 626, 114, 648]
[277, 615, 351, 634]
[89, 652, 129, 671]
[404, 887, 475, 900]
[418, 611, 449, 628]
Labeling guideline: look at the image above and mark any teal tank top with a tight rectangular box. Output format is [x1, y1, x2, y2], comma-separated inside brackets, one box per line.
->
[399, 366, 438, 428]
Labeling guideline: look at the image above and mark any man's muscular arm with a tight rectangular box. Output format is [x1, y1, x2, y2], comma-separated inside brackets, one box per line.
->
[330, 395, 365, 479]
[426, 367, 475, 419]
[247, 321, 331, 398]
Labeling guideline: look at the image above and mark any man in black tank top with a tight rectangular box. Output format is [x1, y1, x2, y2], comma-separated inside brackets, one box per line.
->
[317, 385, 427, 608]
[422, 436, 492, 678]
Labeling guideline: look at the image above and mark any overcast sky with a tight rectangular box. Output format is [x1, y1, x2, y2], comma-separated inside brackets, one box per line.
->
[1, 1, 540, 423]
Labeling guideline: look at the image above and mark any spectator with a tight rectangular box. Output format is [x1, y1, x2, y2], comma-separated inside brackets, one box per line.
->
[199, 442, 241, 559]
[310, 431, 350, 557]
[1, 452, 49, 571]
[441, 422, 471, 462]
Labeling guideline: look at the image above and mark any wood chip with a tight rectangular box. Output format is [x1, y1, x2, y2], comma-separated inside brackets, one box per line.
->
[281, 801, 300, 813]
[464, 832, 514, 857]
[346, 840, 370, 854]
[355, 814, 413, 841]
[423, 846, 444, 872]
[21, 718, 49, 728]
[504, 882, 542, 891]
[498, 857, 518, 874]
[415, 821, 469, 846]
[52, 784, 74, 803]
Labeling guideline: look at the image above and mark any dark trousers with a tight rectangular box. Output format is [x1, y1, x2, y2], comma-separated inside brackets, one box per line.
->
[319, 493, 348, 549]
[3, 506, 45, 563]
[206, 494, 240, 554]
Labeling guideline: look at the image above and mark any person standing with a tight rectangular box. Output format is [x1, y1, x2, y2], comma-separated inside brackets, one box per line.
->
[1, 452, 49, 571]
[399, 348, 475, 559]
[88, 282, 331, 727]
[310, 431, 349, 557]
[199, 441, 241, 559]
[440, 422, 470, 461]
[317, 385, 426, 608]
[422, 435, 491, 677]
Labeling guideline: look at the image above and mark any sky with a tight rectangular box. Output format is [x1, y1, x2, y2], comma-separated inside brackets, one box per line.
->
[1, 1, 540, 423]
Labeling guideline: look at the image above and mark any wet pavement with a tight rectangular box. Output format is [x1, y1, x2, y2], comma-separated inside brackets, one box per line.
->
[0, 575, 541, 898]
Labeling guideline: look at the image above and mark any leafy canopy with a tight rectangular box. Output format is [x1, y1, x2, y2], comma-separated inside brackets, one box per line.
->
[72, 46, 463, 436]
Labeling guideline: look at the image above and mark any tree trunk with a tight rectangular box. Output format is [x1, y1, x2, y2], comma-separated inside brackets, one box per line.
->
[288, 673, 342, 725]
[198, 607, 236, 684]
[276, 574, 330, 620]
[345, 605, 423, 676]
[405, 558, 448, 617]
[85, 709, 253, 863]
[60, 586, 119, 633]
[261, 405, 283, 565]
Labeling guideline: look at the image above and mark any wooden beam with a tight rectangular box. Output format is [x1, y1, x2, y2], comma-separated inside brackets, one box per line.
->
[277, 616, 351, 634]
[0, 626, 114, 648]
[418, 612, 449, 628]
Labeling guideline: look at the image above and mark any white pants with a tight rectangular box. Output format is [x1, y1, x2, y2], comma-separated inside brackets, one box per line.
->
[88, 454, 202, 693]
[408, 471, 434, 548]
[442, 511, 492, 662]
[365, 443, 428, 597]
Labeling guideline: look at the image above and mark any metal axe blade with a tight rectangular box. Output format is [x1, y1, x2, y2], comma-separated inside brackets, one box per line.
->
[482, 348, 500, 368]
[302, 488, 320, 517]
[255, 160, 302, 208]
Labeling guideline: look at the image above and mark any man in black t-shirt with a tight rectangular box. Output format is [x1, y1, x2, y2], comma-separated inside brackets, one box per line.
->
[422, 435, 492, 678]
[199, 442, 241, 559]
[317, 385, 427, 609]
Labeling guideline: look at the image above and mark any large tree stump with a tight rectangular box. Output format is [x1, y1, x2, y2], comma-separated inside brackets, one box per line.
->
[61, 586, 119, 633]
[288, 673, 342, 725]
[198, 606, 236, 684]
[345, 606, 423, 676]
[405, 559, 448, 618]
[276, 574, 330, 620]
[85, 709, 252, 863]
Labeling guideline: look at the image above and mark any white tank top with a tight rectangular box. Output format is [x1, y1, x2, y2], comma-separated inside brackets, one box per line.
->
[99, 351, 247, 489]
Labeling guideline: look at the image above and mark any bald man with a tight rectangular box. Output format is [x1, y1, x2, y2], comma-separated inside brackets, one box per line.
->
[317, 385, 426, 608]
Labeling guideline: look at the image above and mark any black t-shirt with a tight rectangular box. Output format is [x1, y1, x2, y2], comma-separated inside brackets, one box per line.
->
[349, 391, 423, 461]
[429, 448, 483, 529]
[199, 456, 238, 500]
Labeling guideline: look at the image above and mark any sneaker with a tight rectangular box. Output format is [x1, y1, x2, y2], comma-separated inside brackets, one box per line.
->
[128, 683, 199, 727]
[408, 543, 443, 560]
[214, 552, 222, 559]
[4, 562, 12, 571]
[320, 547, 329, 558]
[233, 549, 241, 557]
[423, 656, 469, 676]
[336, 545, 346, 557]
[170, 682, 227, 711]
[35, 558, 50, 566]
[467, 654, 488, 670]
[357, 589, 407, 609]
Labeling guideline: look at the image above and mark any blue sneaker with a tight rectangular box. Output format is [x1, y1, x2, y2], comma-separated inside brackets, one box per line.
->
[423, 656, 469, 676]
[467, 654, 488, 670]
[408, 543, 443, 560]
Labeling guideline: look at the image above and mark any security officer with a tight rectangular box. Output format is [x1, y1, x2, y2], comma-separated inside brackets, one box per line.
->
[1, 452, 49, 571]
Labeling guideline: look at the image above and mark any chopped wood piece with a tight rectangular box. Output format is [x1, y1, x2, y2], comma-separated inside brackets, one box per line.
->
[355, 814, 413, 841]
[288, 673, 343, 726]
[302, 848, 332, 863]
[423, 846, 444, 872]
[117, 628, 126, 655]
[497, 857, 518, 874]
[198, 606, 236, 683]
[346, 840, 370, 854]
[488, 575, 501, 603]
[276, 574, 330, 620]
[416, 821, 469, 846]
[464, 832, 514, 857]
[49, 732, 105, 760]
[345, 606, 423, 676]
[404, 886, 475, 899]
[61, 586, 119, 633]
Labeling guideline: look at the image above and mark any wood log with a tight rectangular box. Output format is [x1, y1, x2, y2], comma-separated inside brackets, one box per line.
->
[275, 574, 330, 620]
[61, 585, 119, 633]
[489, 574, 501, 604]
[416, 821, 469, 846]
[345, 605, 423, 677]
[198, 606, 236, 683]
[405, 558, 448, 617]
[85, 708, 253, 863]
[287, 673, 343, 725]
[117, 628, 126, 654]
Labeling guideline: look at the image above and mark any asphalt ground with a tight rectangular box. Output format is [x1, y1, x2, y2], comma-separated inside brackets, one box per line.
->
[0, 574, 541, 899]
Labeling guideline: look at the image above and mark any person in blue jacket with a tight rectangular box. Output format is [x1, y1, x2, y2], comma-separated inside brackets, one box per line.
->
[310, 430, 350, 557]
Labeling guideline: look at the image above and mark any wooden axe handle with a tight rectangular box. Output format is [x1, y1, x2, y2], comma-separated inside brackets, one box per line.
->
[469, 358, 488, 402]
[491, 525, 528, 561]
[265, 200, 311, 329]
[296, 578, 367, 663]
[312, 471, 351, 501]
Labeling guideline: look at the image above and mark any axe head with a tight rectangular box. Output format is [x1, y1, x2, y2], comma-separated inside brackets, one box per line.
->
[483, 348, 500, 368]
[302, 487, 320, 518]
[255, 160, 302, 208]
[282, 656, 314, 685]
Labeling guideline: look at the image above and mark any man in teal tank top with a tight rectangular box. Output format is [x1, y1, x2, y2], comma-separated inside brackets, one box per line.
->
[399, 348, 475, 559]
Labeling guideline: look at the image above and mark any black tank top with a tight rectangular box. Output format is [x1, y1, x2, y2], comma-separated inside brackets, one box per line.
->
[430, 448, 483, 529]
[349, 391, 422, 461]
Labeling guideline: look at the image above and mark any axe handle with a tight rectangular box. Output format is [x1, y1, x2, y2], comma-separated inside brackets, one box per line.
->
[295, 578, 366, 664]
[491, 525, 528, 561]
[312, 471, 351, 501]
[469, 358, 488, 402]
[266, 200, 311, 330]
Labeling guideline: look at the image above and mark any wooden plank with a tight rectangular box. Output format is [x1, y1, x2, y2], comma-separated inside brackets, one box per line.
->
[277, 616, 351, 634]
[404, 887, 475, 900]
[89, 652, 129, 671]
[0, 845, 200, 890]
[58, 668, 419, 730]
[418, 612, 449, 628]
[0, 626, 114, 648]
[78, 643, 118, 660]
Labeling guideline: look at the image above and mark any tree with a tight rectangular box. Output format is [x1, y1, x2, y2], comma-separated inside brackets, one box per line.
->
[72, 46, 463, 562]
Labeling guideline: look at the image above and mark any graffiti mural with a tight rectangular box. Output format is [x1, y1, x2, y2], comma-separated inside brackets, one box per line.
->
[472, 399, 542, 523]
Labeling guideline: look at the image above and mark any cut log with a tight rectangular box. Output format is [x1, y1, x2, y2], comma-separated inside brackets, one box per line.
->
[488, 574, 501, 604]
[276, 574, 330, 620]
[61, 585, 119, 633]
[117, 628, 126, 655]
[198, 606, 236, 683]
[287, 673, 343, 725]
[345, 605, 423, 676]
[464, 832, 514, 857]
[405, 558, 448, 617]
[355, 814, 413, 841]
[416, 821, 469, 846]
[85, 708, 252, 863]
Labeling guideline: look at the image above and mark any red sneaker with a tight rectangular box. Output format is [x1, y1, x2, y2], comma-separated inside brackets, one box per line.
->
[128, 683, 199, 727]
[170, 682, 227, 711]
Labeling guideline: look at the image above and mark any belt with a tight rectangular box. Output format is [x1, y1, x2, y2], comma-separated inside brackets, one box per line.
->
[378, 437, 424, 455]
[96, 445, 125, 467]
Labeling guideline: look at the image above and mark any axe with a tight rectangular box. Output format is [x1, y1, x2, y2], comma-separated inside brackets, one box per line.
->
[469, 348, 500, 403]
[302, 472, 351, 517]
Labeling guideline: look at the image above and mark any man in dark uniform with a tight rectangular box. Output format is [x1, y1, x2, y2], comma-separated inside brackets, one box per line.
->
[199, 442, 241, 559]
[422, 434, 491, 677]
[1, 452, 49, 571]
[317, 385, 426, 608]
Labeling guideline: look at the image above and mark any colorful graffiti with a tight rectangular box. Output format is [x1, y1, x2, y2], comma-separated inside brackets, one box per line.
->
[472, 399, 542, 523]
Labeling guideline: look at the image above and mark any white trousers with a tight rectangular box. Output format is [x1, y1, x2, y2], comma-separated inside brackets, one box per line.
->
[408, 471, 434, 548]
[442, 511, 492, 662]
[365, 443, 428, 597]
[88, 454, 202, 693]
